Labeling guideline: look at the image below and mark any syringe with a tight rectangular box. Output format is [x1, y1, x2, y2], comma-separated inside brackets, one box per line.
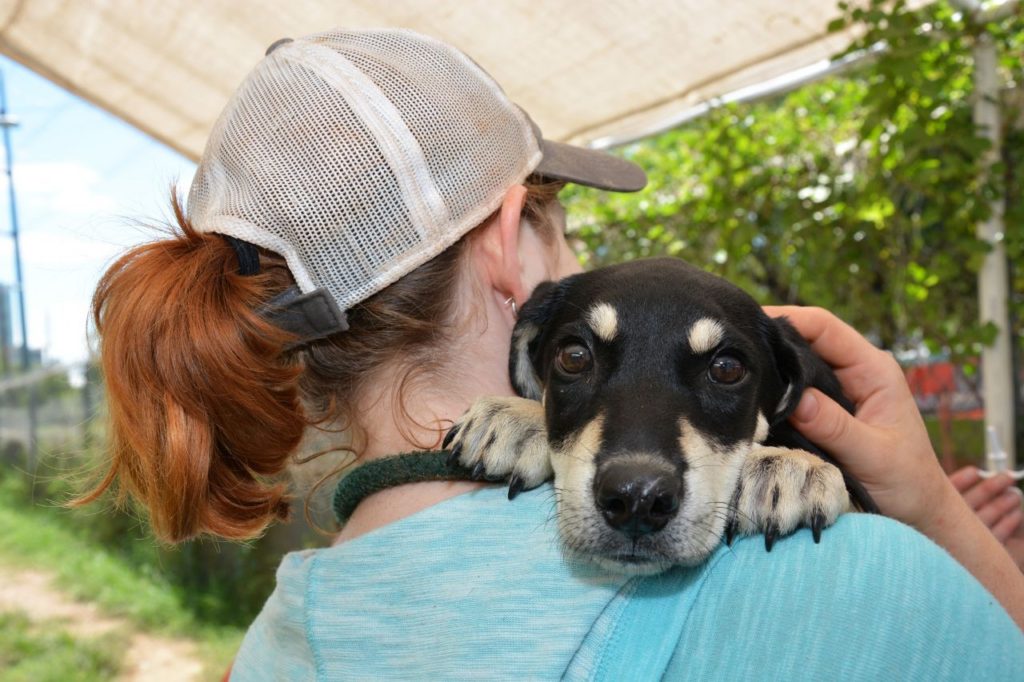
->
[978, 425, 1024, 480]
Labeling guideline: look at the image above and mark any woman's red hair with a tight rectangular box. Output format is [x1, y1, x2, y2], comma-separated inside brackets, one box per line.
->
[77, 195, 304, 543]
[79, 178, 566, 543]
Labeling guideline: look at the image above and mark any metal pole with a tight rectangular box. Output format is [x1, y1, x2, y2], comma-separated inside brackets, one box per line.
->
[0, 69, 28, 371]
[0, 67, 36, 467]
[0, 284, 10, 375]
[82, 362, 94, 451]
[971, 29, 1017, 467]
[950, 0, 1019, 467]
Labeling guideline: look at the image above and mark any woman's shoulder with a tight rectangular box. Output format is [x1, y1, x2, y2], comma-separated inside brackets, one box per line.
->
[241, 505, 1024, 680]
[703, 512, 1016, 629]
[579, 513, 1024, 680]
[239, 484, 640, 679]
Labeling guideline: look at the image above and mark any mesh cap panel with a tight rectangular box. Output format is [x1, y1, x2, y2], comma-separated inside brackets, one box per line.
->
[188, 28, 541, 312]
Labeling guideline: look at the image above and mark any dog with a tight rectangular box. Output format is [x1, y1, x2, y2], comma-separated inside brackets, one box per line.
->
[445, 257, 876, 574]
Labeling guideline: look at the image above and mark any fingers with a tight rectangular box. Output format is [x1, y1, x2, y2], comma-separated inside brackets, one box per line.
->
[949, 465, 981, 493]
[978, 491, 1023, 526]
[955, 470, 1024, 537]
[960, 472, 1019, 511]
[763, 306, 869, 370]
[991, 508, 1024, 543]
[765, 305, 906, 406]
[789, 388, 869, 468]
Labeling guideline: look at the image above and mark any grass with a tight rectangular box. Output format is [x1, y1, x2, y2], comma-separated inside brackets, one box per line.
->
[0, 611, 123, 682]
[0, 492, 245, 678]
[0, 503, 193, 631]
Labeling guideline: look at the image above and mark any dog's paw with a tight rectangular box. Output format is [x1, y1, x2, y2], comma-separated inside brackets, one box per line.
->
[443, 397, 553, 498]
[725, 446, 850, 551]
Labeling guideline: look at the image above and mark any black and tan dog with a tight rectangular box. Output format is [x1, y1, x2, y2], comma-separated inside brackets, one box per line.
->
[446, 257, 876, 574]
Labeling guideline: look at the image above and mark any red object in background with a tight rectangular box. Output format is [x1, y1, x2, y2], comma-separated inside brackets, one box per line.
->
[904, 361, 983, 420]
[903, 360, 985, 472]
[905, 362, 956, 397]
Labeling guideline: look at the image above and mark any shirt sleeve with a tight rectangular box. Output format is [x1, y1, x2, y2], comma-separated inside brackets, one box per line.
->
[571, 514, 1024, 680]
[230, 550, 319, 682]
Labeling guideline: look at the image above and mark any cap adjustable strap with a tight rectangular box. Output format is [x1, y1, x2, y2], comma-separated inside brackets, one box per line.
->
[220, 234, 349, 344]
[224, 235, 261, 276]
[259, 285, 349, 346]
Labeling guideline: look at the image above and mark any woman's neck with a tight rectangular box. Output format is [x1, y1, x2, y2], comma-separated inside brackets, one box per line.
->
[335, 309, 517, 542]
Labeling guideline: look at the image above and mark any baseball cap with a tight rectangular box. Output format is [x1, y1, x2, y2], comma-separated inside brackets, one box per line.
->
[187, 28, 646, 341]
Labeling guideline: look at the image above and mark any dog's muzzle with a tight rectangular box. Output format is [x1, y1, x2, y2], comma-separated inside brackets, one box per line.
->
[593, 459, 681, 538]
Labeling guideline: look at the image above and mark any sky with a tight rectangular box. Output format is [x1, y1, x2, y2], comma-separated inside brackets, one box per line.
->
[0, 55, 196, 367]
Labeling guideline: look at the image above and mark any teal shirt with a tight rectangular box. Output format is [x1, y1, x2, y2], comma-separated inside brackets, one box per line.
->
[231, 485, 1024, 680]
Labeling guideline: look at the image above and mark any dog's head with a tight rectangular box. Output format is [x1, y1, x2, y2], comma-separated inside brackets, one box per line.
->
[509, 258, 818, 572]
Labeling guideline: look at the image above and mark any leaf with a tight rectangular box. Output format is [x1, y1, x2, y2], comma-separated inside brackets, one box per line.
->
[827, 17, 848, 33]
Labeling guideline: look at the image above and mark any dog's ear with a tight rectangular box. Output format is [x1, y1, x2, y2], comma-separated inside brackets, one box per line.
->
[509, 280, 565, 400]
[762, 315, 851, 425]
[761, 317, 806, 426]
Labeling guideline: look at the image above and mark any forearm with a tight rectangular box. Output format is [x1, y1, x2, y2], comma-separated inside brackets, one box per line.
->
[920, 482, 1024, 632]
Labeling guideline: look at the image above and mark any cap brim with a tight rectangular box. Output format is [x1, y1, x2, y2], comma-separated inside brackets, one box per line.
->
[536, 138, 647, 192]
[518, 108, 646, 192]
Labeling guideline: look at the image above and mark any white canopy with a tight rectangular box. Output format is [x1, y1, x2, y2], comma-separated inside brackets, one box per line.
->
[5, 0, 1019, 465]
[0, 0, 865, 160]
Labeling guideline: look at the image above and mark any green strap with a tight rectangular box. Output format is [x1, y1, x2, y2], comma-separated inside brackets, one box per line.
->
[332, 451, 473, 524]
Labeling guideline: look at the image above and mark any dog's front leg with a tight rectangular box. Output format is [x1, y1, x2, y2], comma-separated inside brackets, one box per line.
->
[444, 397, 553, 498]
[725, 447, 851, 551]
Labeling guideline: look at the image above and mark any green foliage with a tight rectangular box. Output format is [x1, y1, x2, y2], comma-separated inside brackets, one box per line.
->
[0, 611, 123, 682]
[2, 364, 325, 639]
[565, 0, 1023, 359]
[0, 450, 299, 630]
[0, 472, 259, 677]
[922, 414, 986, 466]
[0, 484, 197, 634]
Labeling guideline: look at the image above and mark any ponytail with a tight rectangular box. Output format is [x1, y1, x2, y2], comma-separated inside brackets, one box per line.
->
[78, 193, 305, 543]
[80, 177, 567, 542]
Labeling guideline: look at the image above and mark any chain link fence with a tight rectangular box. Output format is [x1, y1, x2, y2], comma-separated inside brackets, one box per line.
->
[0, 363, 334, 627]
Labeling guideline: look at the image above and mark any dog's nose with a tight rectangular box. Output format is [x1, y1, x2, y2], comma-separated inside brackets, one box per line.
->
[593, 461, 681, 537]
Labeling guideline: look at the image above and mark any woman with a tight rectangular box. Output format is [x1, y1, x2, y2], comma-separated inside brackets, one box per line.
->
[86, 29, 1023, 679]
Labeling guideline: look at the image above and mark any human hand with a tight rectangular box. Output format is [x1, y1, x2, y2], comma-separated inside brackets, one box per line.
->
[950, 466, 1024, 569]
[762, 306, 958, 535]
[763, 306, 1024, 627]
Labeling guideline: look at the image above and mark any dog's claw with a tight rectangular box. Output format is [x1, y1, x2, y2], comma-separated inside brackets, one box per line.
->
[508, 475, 525, 500]
[446, 444, 463, 468]
[811, 509, 825, 544]
[764, 522, 779, 552]
[442, 424, 460, 450]
[724, 518, 738, 546]
[471, 462, 486, 480]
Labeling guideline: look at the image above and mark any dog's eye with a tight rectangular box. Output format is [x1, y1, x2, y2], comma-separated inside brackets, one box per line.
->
[709, 354, 746, 384]
[556, 343, 593, 374]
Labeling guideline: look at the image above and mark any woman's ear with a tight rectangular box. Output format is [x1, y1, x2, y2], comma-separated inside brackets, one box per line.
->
[472, 184, 530, 307]
[496, 184, 530, 305]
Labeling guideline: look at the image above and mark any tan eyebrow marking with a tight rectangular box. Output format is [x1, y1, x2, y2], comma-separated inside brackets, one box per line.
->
[688, 317, 725, 354]
[587, 302, 618, 342]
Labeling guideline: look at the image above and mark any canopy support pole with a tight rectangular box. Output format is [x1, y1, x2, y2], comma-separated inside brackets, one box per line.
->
[954, 0, 1019, 466]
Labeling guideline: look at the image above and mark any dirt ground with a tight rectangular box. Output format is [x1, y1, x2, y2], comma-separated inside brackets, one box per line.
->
[0, 566, 205, 681]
